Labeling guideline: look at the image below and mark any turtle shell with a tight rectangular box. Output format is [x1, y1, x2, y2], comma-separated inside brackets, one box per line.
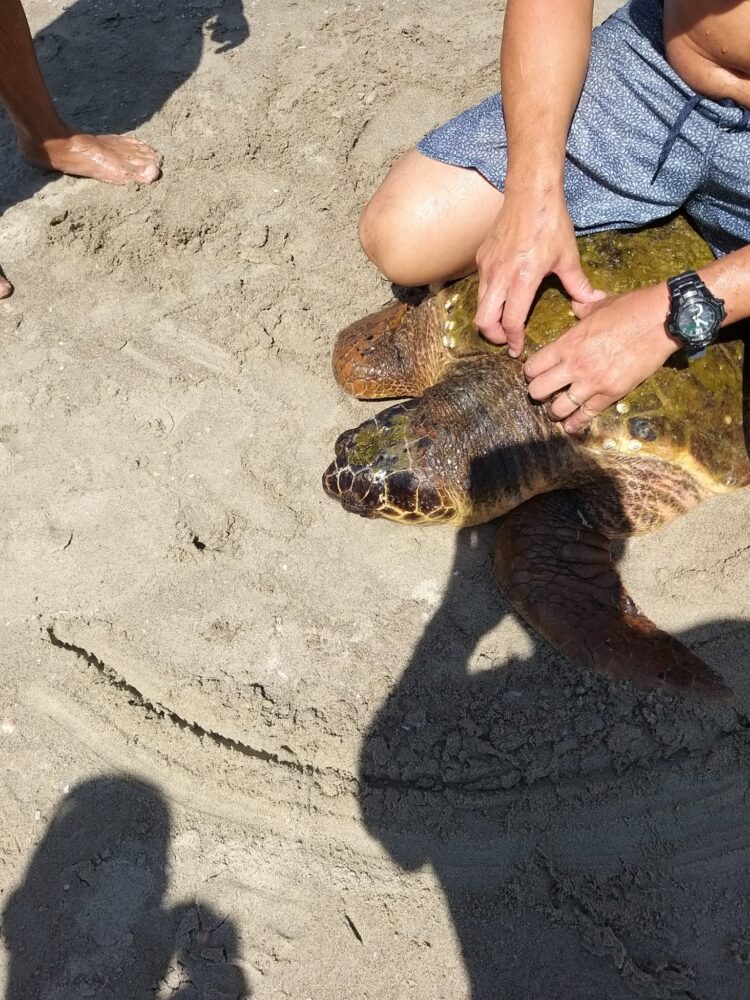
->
[432, 216, 749, 492]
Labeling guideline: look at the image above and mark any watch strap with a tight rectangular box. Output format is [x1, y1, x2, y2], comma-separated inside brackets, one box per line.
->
[668, 271, 704, 295]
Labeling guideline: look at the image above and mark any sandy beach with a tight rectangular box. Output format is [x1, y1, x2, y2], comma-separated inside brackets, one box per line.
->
[2, 0, 750, 996]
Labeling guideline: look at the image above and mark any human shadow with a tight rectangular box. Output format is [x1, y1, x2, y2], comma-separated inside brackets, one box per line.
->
[1, 775, 250, 999]
[0, 0, 249, 212]
[358, 441, 750, 998]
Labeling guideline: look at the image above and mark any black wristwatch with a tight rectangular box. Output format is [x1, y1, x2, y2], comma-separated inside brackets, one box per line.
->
[666, 271, 726, 358]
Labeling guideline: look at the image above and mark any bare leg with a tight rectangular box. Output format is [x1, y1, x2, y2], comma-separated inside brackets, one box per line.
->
[358, 148, 504, 287]
[0, 0, 161, 297]
[0, 0, 161, 184]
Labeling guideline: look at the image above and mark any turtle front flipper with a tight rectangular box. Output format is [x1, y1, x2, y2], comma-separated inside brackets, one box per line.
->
[332, 292, 460, 399]
[494, 491, 734, 703]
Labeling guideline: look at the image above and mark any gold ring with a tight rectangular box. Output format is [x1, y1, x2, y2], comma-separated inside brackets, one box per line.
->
[565, 389, 583, 408]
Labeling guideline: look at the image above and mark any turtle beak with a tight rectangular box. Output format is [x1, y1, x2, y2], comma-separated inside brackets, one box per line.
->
[339, 489, 381, 518]
[322, 453, 385, 518]
[322, 428, 388, 516]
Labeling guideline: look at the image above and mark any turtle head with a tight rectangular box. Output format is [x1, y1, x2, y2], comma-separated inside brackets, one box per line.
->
[322, 405, 458, 523]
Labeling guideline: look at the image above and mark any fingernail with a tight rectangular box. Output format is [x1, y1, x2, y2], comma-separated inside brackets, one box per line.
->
[508, 349, 518, 358]
[593, 289, 606, 299]
[564, 423, 573, 433]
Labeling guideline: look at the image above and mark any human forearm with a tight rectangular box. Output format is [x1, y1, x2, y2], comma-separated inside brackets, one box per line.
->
[621, 244, 750, 352]
[697, 244, 750, 327]
[475, 0, 599, 348]
[501, 0, 594, 195]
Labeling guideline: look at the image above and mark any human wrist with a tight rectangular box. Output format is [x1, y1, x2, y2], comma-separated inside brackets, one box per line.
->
[504, 167, 565, 203]
[651, 281, 682, 357]
[695, 261, 742, 327]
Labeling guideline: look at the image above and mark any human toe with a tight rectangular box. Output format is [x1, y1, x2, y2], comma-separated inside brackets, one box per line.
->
[127, 144, 161, 182]
[131, 159, 161, 183]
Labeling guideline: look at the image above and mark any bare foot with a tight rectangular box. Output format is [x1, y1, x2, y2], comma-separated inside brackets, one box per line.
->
[19, 131, 161, 185]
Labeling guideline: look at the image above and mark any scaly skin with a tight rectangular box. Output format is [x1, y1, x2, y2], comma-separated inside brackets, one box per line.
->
[332, 298, 450, 399]
[495, 491, 732, 702]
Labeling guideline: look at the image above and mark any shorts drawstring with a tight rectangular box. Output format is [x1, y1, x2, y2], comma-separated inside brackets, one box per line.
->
[652, 93, 750, 183]
[725, 106, 750, 133]
[651, 92, 702, 182]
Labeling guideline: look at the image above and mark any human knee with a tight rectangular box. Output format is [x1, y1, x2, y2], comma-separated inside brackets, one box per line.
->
[358, 195, 427, 286]
[357, 196, 383, 266]
[358, 194, 410, 276]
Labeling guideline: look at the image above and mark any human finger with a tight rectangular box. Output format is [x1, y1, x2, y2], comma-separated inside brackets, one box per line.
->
[500, 278, 539, 358]
[571, 291, 612, 320]
[523, 340, 563, 381]
[546, 385, 592, 421]
[563, 397, 607, 433]
[475, 282, 509, 344]
[526, 364, 573, 403]
[557, 254, 606, 305]
[571, 298, 594, 320]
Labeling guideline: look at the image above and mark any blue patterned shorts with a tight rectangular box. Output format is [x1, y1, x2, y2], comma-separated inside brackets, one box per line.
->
[417, 0, 750, 255]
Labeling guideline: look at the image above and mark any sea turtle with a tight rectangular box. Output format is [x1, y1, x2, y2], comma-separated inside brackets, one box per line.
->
[322, 217, 749, 702]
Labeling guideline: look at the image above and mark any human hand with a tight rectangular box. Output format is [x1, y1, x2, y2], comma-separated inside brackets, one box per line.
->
[474, 189, 604, 355]
[523, 282, 678, 433]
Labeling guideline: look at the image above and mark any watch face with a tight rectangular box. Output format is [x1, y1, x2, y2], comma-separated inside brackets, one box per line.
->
[676, 297, 722, 344]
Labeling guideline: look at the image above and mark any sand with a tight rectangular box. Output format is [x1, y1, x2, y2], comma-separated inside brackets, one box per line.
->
[1, 0, 750, 996]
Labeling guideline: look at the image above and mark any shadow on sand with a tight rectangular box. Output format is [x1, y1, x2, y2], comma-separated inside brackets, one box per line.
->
[0, 0, 249, 212]
[1, 775, 250, 999]
[357, 444, 750, 998]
